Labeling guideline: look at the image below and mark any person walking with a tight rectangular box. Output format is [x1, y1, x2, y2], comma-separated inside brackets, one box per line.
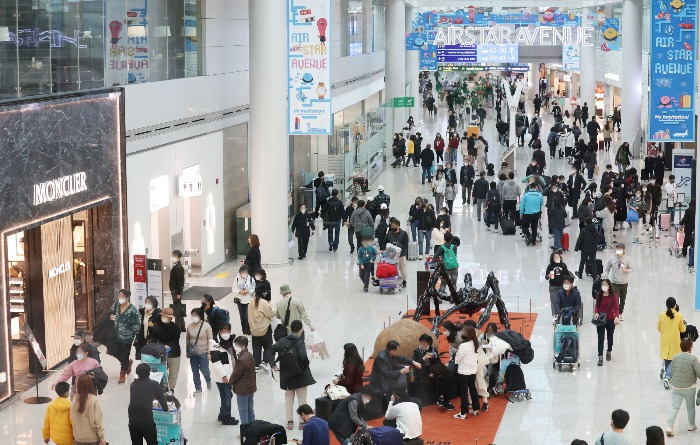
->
[322, 189, 344, 252]
[603, 242, 633, 319]
[135, 296, 161, 360]
[432, 171, 446, 211]
[593, 279, 620, 366]
[420, 144, 435, 184]
[501, 172, 521, 221]
[267, 320, 316, 431]
[53, 344, 100, 391]
[150, 307, 181, 390]
[292, 204, 315, 261]
[473, 171, 489, 222]
[276, 284, 315, 336]
[71, 375, 106, 445]
[417, 200, 435, 260]
[454, 325, 480, 419]
[615, 142, 632, 174]
[545, 251, 571, 316]
[110, 289, 139, 384]
[679, 199, 695, 256]
[357, 238, 377, 292]
[596, 197, 616, 251]
[382, 218, 410, 287]
[520, 183, 545, 246]
[567, 167, 586, 219]
[549, 201, 567, 251]
[460, 155, 476, 205]
[408, 197, 423, 242]
[553, 276, 582, 325]
[434, 133, 445, 164]
[575, 218, 599, 280]
[230, 335, 257, 425]
[658, 297, 687, 389]
[42, 382, 74, 445]
[349, 200, 374, 248]
[484, 182, 501, 231]
[602, 122, 612, 151]
[249, 284, 274, 371]
[186, 307, 212, 395]
[666, 338, 700, 436]
[343, 197, 358, 254]
[128, 363, 169, 445]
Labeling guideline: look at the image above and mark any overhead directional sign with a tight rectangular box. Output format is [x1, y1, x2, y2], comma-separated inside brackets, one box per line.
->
[437, 44, 518, 65]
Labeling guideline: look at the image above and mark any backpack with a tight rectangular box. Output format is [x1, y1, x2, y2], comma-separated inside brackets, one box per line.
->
[547, 132, 558, 145]
[277, 343, 304, 377]
[487, 192, 501, 211]
[441, 244, 458, 270]
[528, 122, 537, 134]
[326, 200, 342, 221]
[560, 306, 576, 326]
[210, 306, 230, 327]
[368, 426, 404, 445]
[503, 362, 526, 392]
[315, 185, 329, 200]
[515, 115, 524, 127]
[375, 218, 388, 239]
[572, 126, 582, 137]
[352, 429, 376, 445]
[495, 330, 535, 364]
[556, 335, 578, 364]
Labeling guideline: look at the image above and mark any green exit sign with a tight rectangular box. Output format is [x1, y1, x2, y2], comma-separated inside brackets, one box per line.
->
[393, 97, 415, 107]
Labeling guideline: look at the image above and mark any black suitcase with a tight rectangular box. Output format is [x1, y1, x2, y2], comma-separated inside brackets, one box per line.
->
[585, 258, 604, 277]
[641, 168, 649, 181]
[391, 157, 403, 168]
[565, 146, 572, 158]
[501, 219, 516, 235]
[315, 396, 334, 421]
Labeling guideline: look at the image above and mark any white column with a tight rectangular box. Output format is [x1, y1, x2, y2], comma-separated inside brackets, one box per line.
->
[249, 0, 289, 265]
[362, 0, 373, 54]
[405, 5, 420, 120]
[621, 0, 643, 148]
[385, 0, 406, 151]
[527, 63, 538, 102]
[580, 7, 596, 118]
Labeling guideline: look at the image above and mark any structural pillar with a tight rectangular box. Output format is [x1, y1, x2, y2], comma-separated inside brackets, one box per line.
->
[362, 0, 373, 54]
[385, 0, 406, 153]
[621, 0, 643, 149]
[580, 7, 596, 120]
[405, 5, 420, 120]
[527, 63, 538, 102]
[249, 0, 289, 265]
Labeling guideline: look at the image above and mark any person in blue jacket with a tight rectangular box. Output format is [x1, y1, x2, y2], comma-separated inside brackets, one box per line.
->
[520, 183, 545, 246]
[294, 404, 330, 445]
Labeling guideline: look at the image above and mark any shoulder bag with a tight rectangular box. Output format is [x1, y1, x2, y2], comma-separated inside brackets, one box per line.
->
[591, 296, 612, 327]
[274, 298, 293, 341]
[186, 322, 204, 357]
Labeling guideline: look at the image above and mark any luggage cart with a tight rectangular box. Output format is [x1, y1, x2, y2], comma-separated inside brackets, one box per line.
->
[552, 323, 580, 371]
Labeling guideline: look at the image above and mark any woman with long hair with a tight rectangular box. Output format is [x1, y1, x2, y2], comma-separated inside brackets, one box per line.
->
[186, 307, 212, 395]
[596, 196, 616, 251]
[334, 343, 364, 394]
[454, 325, 480, 419]
[593, 279, 619, 366]
[70, 375, 106, 445]
[658, 297, 686, 388]
[247, 283, 273, 371]
[243, 234, 261, 276]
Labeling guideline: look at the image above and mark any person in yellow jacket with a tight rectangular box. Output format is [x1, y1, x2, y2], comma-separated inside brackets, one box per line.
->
[405, 136, 415, 167]
[42, 381, 74, 445]
[658, 297, 686, 389]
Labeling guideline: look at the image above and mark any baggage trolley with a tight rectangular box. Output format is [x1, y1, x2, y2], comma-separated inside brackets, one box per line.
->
[552, 323, 580, 371]
[377, 276, 402, 294]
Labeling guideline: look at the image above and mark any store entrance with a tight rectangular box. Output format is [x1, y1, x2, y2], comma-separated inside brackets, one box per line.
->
[7, 203, 115, 394]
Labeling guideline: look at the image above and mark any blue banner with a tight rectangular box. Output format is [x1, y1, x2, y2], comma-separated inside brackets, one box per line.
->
[649, 0, 696, 142]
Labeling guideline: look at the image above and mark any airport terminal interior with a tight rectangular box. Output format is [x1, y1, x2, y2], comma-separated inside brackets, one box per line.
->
[0, 0, 699, 444]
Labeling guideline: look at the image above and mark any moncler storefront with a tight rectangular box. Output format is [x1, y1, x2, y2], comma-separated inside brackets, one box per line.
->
[0, 89, 128, 404]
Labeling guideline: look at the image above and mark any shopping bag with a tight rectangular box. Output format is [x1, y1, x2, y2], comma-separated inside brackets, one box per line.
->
[626, 208, 639, 223]
[306, 331, 330, 360]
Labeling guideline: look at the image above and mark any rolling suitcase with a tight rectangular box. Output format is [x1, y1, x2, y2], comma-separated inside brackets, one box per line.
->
[641, 168, 649, 181]
[391, 157, 403, 168]
[586, 258, 603, 276]
[560, 233, 570, 251]
[501, 219, 516, 235]
[598, 140, 604, 151]
[690, 247, 695, 268]
[659, 213, 671, 231]
[408, 241, 419, 260]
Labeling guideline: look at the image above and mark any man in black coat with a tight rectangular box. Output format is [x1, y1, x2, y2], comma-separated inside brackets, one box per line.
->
[586, 116, 600, 143]
[420, 144, 435, 184]
[543, 182, 565, 235]
[369, 340, 420, 396]
[69, 330, 100, 363]
[169, 250, 185, 303]
[472, 172, 490, 222]
[533, 146, 547, 171]
[382, 218, 410, 287]
[322, 189, 344, 252]
[575, 218, 599, 280]
[567, 168, 587, 218]
[460, 156, 475, 204]
[581, 102, 589, 125]
[343, 197, 358, 254]
[291, 205, 315, 260]
[267, 320, 316, 428]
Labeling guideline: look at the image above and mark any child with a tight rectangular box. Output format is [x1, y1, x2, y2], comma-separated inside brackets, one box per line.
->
[444, 181, 456, 215]
[357, 239, 377, 292]
[43, 381, 74, 445]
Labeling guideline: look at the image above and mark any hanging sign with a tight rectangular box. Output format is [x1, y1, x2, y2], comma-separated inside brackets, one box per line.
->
[562, 44, 580, 70]
[288, 0, 332, 135]
[133, 254, 147, 309]
[648, 0, 696, 142]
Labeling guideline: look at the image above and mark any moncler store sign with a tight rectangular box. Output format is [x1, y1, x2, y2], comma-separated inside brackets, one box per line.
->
[33, 172, 88, 206]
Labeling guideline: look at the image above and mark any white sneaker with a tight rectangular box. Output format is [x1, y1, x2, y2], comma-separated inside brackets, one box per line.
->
[453, 413, 467, 420]
[666, 428, 674, 436]
[485, 227, 490, 231]
[258, 362, 269, 372]
[619, 315, 624, 321]
[689, 424, 697, 431]
[418, 255, 423, 260]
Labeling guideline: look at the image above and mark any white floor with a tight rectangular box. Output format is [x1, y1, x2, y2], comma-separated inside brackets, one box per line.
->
[2, 96, 697, 445]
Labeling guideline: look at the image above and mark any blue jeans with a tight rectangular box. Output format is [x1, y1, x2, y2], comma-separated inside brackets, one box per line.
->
[553, 227, 563, 250]
[189, 353, 211, 390]
[486, 210, 500, 229]
[418, 229, 431, 256]
[411, 219, 419, 241]
[333, 431, 351, 445]
[327, 222, 340, 249]
[236, 393, 256, 424]
[216, 382, 232, 418]
[422, 166, 432, 183]
[664, 359, 673, 380]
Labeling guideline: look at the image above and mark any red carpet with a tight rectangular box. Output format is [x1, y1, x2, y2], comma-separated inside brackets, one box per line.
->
[330, 310, 537, 445]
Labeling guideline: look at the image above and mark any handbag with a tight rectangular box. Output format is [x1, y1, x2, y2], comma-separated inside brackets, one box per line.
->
[274, 298, 293, 341]
[170, 302, 187, 333]
[626, 208, 639, 223]
[186, 321, 204, 357]
[591, 296, 612, 327]
[325, 384, 350, 400]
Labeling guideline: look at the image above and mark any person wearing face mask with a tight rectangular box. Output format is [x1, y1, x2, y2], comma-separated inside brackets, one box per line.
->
[417, 200, 435, 260]
[408, 197, 423, 242]
[210, 323, 239, 425]
[135, 296, 161, 360]
[248, 284, 274, 372]
[520, 183, 545, 246]
[109, 289, 140, 384]
[678, 199, 695, 257]
[545, 251, 571, 316]
[596, 196, 616, 251]
[186, 307, 213, 395]
[647, 177, 664, 237]
[291, 204, 315, 261]
[433, 133, 445, 164]
[412, 334, 452, 410]
[357, 238, 378, 292]
[658, 297, 687, 389]
[52, 343, 100, 390]
[603, 243, 633, 321]
[615, 142, 632, 174]
[553, 276, 582, 325]
[382, 218, 410, 287]
[593, 278, 620, 366]
[150, 308, 181, 390]
[525, 158, 543, 177]
[664, 175, 678, 223]
[432, 171, 446, 211]
[343, 196, 359, 254]
[69, 330, 100, 364]
[567, 167, 586, 219]
[169, 249, 185, 308]
[201, 293, 230, 342]
[230, 335, 257, 425]
[328, 386, 375, 445]
[627, 188, 645, 244]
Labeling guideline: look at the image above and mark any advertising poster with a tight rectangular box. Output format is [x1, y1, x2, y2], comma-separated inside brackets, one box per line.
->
[649, 0, 696, 142]
[133, 254, 147, 309]
[288, 0, 332, 135]
[562, 44, 580, 70]
[599, 18, 621, 51]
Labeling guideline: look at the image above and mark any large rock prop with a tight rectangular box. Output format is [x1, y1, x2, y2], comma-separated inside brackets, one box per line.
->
[372, 320, 438, 358]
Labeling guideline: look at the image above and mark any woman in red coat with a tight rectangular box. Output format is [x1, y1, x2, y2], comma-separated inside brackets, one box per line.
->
[334, 343, 364, 394]
[434, 133, 446, 164]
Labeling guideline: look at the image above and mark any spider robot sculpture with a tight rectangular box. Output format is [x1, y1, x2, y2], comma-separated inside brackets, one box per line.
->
[413, 258, 510, 336]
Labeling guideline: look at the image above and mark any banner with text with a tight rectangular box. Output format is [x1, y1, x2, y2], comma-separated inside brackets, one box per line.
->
[649, 0, 696, 142]
[288, 0, 332, 135]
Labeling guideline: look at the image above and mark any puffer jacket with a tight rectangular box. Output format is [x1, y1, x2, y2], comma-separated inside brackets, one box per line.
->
[230, 349, 257, 395]
[473, 178, 489, 199]
[329, 393, 367, 439]
[43, 396, 74, 445]
[266, 334, 316, 390]
[575, 224, 598, 253]
[670, 352, 700, 389]
[502, 180, 521, 201]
